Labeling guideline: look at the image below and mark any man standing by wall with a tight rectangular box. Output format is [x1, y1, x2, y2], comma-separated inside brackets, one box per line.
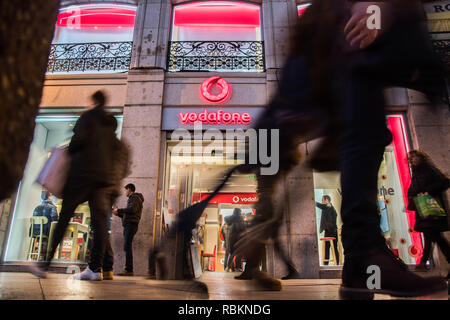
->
[113, 183, 144, 276]
[316, 195, 339, 265]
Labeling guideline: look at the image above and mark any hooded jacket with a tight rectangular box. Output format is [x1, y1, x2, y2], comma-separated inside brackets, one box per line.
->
[118, 192, 144, 226]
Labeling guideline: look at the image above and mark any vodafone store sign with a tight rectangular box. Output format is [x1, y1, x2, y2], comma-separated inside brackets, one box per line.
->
[179, 109, 251, 125]
[199, 76, 232, 104]
[198, 193, 258, 204]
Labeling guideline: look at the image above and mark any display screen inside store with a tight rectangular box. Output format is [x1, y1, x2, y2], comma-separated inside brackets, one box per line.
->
[4, 115, 123, 263]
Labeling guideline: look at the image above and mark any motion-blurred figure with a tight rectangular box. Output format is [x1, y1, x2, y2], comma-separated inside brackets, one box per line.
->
[407, 150, 450, 276]
[235, 0, 447, 297]
[30, 91, 122, 281]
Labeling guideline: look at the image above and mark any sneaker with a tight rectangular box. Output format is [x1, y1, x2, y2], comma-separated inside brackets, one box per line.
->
[117, 271, 134, 276]
[252, 270, 282, 291]
[102, 271, 114, 280]
[73, 268, 102, 281]
[339, 247, 447, 299]
[28, 263, 48, 279]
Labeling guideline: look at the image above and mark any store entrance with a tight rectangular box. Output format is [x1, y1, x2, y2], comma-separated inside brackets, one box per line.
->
[161, 139, 258, 276]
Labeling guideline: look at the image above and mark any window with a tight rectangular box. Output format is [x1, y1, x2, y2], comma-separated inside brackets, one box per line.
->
[4, 114, 123, 263]
[47, 4, 136, 74]
[313, 115, 422, 267]
[168, 1, 264, 72]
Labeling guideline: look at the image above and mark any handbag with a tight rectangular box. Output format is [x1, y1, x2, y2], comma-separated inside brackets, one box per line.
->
[413, 194, 447, 218]
[35, 147, 71, 198]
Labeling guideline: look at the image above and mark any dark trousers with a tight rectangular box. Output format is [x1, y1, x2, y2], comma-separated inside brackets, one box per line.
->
[421, 230, 450, 264]
[324, 230, 340, 265]
[46, 180, 115, 272]
[123, 223, 138, 272]
[224, 248, 231, 270]
[337, 17, 443, 257]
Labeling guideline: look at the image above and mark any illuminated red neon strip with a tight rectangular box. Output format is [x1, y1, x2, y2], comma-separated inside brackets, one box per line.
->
[387, 115, 422, 264]
[174, 4, 260, 27]
[57, 8, 136, 28]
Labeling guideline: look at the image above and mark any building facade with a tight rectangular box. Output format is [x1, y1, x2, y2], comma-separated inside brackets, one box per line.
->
[0, 0, 449, 279]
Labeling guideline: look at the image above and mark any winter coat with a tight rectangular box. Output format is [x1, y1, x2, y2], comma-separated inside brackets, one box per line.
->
[30, 200, 58, 236]
[118, 192, 144, 226]
[66, 105, 118, 186]
[316, 202, 338, 234]
[407, 164, 449, 232]
[228, 215, 245, 254]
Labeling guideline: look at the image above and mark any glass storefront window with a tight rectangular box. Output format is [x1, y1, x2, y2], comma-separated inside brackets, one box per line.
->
[161, 139, 257, 274]
[4, 114, 123, 263]
[313, 115, 421, 267]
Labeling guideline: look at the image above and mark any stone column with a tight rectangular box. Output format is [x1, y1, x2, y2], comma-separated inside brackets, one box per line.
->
[111, 0, 170, 276]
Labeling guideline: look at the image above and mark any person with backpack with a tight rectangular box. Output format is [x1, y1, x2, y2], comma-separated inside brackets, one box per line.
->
[112, 183, 144, 276]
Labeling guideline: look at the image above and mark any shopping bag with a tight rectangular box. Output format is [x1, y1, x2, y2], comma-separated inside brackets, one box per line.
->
[413, 195, 447, 218]
[35, 147, 71, 198]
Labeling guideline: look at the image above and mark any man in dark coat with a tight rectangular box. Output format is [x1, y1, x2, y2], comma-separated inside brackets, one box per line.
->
[113, 183, 144, 276]
[30, 90, 118, 281]
[316, 195, 339, 265]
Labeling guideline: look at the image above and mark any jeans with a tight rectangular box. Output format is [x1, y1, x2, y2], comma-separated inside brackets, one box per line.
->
[123, 223, 138, 272]
[46, 179, 115, 272]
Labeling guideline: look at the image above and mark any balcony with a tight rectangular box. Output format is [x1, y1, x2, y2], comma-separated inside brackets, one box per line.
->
[46, 41, 133, 74]
[167, 41, 265, 72]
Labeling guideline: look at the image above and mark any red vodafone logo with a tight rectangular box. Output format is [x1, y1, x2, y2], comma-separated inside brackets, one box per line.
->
[199, 76, 232, 104]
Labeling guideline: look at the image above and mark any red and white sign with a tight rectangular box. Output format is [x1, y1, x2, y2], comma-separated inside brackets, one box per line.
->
[179, 109, 251, 125]
[196, 193, 258, 204]
[57, 8, 136, 29]
[199, 76, 232, 105]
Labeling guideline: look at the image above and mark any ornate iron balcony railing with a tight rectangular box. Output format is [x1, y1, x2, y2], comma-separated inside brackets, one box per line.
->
[167, 41, 265, 72]
[47, 41, 133, 73]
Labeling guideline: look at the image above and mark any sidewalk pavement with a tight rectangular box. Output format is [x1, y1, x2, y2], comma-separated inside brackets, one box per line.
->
[0, 271, 447, 300]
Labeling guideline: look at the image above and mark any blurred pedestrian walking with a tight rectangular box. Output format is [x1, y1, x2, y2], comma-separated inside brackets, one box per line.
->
[30, 90, 125, 281]
[407, 150, 450, 276]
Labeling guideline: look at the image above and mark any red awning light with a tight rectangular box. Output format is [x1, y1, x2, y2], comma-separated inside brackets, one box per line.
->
[297, 4, 311, 17]
[57, 8, 136, 29]
[174, 2, 260, 27]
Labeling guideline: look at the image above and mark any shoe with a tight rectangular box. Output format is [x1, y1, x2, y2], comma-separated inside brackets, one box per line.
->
[146, 274, 156, 280]
[117, 271, 134, 276]
[28, 263, 48, 279]
[73, 268, 102, 281]
[281, 270, 301, 280]
[252, 270, 282, 291]
[234, 272, 252, 280]
[339, 247, 447, 300]
[102, 271, 114, 280]
[149, 250, 168, 280]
